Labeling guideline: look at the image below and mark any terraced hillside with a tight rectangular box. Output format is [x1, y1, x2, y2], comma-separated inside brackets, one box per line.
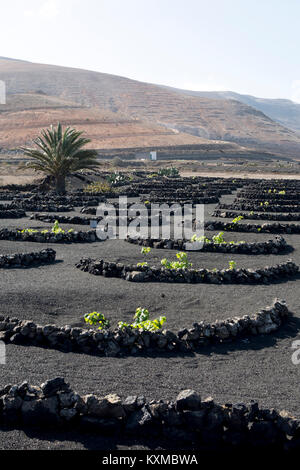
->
[164, 87, 300, 135]
[1, 92, 234, 151]
[1, 57, 300, 157]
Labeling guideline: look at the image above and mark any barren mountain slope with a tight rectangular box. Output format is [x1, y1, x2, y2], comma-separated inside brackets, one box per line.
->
[1, 93, 245, 152]
[1, 57, 300, 156]
[162, 87, 300, 135]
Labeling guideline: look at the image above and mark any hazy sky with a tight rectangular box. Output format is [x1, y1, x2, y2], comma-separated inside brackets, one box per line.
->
[1, 0, 300, 101]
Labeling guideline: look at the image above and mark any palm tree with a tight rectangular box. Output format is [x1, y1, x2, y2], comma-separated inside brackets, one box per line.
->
[21, 123, 100, 193]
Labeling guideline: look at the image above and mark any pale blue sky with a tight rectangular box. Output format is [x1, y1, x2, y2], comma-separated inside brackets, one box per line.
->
[1, 0, 300, 101]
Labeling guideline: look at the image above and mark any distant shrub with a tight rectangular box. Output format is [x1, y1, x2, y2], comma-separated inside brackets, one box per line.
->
[146, 173, 159, 178]
[158, 167, 179, 177]
[106, 172, 127, 185]
[111, 157, 125, 167]
[83, 181, 113, 194]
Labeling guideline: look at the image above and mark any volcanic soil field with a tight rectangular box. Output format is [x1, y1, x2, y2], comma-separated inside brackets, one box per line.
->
[0, 174, 300, 451]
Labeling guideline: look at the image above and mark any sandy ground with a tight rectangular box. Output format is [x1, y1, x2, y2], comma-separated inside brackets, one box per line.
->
[181, 171, 300, 180]
[1, 159, 300, 186]
[0, 192, 300, 449]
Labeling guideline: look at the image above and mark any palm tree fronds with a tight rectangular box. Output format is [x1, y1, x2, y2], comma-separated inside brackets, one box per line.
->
[19, 123, 100, 193]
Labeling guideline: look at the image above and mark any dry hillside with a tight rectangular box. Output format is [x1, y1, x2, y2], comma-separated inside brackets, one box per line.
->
[1, 93, 247, 152]
[163, 87, 300, 135]
[1, 57, 299, 157]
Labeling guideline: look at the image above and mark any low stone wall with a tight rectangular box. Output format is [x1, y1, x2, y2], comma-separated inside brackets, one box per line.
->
[30, 213, 97, 226]
[0, 248, 56, 268]
[212, 210, 300, 222]
[132, 178, 239, 195]
[0, 182, 38, 191]
[218, 203, 300, 213]
[243, 181, 300, 190]
[28, 194, 107, 206]
[2, 203, 74, 213]
[80, 206, 99, 215]
[0, 188, 137, 203]
[0, 193, 16, 201]
[80, 204, 173, 217]
[76, 258, 299, 284]
[234, 198, 299, 206]
[236, 191, 299, 201]
[0, 209, 26, 219]
[0, 228, 98, 243]
[30, 213, 164, 227]
[1, 374, 300, 449]
[81, 205, 128, 216]
[84, 190, 139, 198]
[0, 300, 291, 356]
[0, 192, 107, 206]
[147, 190, 218, 201]
[204, 220, 300, 234]
[126, 235, 290, 255]
[141, 196, 219, 205]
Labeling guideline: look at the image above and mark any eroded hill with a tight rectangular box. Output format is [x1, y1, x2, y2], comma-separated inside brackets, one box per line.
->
[1, 57, 299, 157]
[1, 92, 244, 153]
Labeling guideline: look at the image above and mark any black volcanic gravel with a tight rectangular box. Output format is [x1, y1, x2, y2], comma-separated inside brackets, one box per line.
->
[0, 192, 300, 449]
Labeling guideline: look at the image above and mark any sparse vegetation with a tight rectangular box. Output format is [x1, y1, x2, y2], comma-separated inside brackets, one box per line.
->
[84, 308, 166, 332]
[106, 172, 127, 185]
[18, 220, 73, 235]
[83, 181, 113, 194]
[161, 252, 192, 270]
[157, 167, 179, 177]
[228, 260, 237, 270]
[190, 232, 245, 245]
[118, 307, 166, 331]
[137, 246, 151, 267]
[111, 157, 129, 168]
[231, 215, 244, 224]
[84, 311, 110, 330]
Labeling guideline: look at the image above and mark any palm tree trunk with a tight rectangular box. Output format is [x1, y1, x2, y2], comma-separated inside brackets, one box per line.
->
[55, 175, 66, 194]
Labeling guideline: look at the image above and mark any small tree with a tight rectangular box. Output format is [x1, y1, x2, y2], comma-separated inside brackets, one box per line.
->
[20, 123, 100, 193]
